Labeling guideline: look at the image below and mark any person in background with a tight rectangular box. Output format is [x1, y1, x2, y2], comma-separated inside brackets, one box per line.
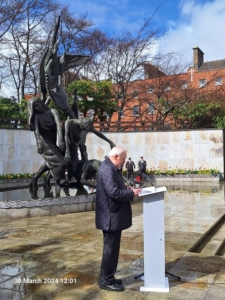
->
[138, 156, 147, 181]
[95, 146, 141, 292]
[138, 156, 147, 174]
[125, 157, 136, 180]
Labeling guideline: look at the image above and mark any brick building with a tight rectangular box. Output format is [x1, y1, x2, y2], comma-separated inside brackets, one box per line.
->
[107, 46, 225, 131]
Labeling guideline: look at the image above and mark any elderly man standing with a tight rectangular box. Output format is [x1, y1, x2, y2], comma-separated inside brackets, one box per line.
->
[95, 146, 141, 292]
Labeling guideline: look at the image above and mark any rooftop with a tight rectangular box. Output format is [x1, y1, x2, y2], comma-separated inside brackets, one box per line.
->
[198, 59, 225, 71]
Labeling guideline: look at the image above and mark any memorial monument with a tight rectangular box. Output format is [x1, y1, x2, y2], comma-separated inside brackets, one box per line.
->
[27, 16, 117, 196]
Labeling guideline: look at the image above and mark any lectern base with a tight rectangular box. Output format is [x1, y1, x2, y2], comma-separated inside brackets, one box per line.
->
[140, 277, 169, 293]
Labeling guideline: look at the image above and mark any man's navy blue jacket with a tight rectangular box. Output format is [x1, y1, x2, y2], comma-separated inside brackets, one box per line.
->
[95, 156, 134, 231]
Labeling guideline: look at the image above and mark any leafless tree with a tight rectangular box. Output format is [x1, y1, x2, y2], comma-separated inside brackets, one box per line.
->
[0, 0, 60, 101]
[58, 7, 112, 85]
[0, 1, 109, 101]
[81, 12, 166, 127]
[0, 0, 28, 40]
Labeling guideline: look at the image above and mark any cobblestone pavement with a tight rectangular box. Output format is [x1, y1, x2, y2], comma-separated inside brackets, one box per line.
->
[0, 182, 225, 299]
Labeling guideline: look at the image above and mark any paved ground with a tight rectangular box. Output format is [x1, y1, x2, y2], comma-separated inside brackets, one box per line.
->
[0, 182, 225, 299]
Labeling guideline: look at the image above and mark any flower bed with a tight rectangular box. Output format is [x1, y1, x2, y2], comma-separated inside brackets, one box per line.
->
[1, 168, 222, 182]
[0, 173, 45, 181]
[122, 168, 221, 182]
[147, 168, 220, 177]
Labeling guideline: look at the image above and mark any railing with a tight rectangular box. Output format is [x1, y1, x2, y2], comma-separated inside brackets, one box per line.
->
[0, 117, 157, 131]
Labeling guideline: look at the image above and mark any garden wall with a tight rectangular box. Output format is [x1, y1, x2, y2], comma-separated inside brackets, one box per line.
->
[86, 129, 224, 174]
[0, 128, 224, 175]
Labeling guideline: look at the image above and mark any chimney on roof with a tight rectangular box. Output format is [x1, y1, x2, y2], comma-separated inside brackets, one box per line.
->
[193, 46, 204, 69]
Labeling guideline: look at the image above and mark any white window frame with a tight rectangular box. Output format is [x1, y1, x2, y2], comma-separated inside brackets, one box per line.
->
[132, 105, 139, 116]
[181, 81, 188, 89]
[164, 85, 171, 91]
[214, 77, 223, 86]
[199, 79, 206, 88]
[148, 103, 155, 114]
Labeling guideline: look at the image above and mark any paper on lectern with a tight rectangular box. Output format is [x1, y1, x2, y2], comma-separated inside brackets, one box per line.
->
[138, 186, 155, 196]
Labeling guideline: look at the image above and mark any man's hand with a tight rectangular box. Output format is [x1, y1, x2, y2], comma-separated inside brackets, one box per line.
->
[133, 188, 142, 196]
[127, 186, 142, 196]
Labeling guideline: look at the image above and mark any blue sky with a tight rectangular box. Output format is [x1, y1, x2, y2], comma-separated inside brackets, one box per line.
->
[62, 0, 225, 64]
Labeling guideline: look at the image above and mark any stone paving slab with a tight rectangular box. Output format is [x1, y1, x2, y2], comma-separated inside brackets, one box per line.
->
[0, 182, 225, 299]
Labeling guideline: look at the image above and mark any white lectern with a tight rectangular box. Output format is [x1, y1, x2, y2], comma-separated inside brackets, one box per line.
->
[139, 186, 169, 292]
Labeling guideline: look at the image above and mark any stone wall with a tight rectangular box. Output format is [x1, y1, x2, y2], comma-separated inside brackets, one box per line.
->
[0, 129, 45, 175]
[0, 128, 224, 174]
[86, 129, 224, 173]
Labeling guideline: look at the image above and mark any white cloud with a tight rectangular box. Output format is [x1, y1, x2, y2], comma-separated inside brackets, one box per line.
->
[0, 84, 15, 98]
[159, 0, 225, 65]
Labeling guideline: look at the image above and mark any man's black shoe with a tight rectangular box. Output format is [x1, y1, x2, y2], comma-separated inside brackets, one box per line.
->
[99, 283, 124, 292]
[115, 279, 123, 285]
[98, 278, 123, 285]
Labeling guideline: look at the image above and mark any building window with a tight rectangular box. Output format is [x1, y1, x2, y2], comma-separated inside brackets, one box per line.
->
[148, 85, 154, 93]
[164, 85, 171, 91]
[215, 77, 223, 86]
[199, 79, 206, 88]
[148, 103, 155, 114]
[132, 90, 139, 98]
[181, 81, 188, 89]
[132, 106, 139, 116]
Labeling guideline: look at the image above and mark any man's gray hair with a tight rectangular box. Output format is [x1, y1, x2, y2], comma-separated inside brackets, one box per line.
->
[108, 146, 127, 157]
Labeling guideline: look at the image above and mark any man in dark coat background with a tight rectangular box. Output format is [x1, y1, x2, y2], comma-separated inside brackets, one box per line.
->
[95, 146, 141, 292]
[138, 156, 147, 174]
[125, 157, 136, 180]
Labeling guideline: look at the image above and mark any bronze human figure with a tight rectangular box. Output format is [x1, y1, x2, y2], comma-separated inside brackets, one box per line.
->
[64, 117, 115, 170]
[27, 97, 66, 196]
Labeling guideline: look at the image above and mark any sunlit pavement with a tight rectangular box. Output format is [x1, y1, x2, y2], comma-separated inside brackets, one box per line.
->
[0, 182, 225, 299]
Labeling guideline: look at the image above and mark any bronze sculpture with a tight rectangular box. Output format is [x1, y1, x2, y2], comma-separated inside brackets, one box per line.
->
[28, 16, 151, 196]
[28, 16, 116, 195]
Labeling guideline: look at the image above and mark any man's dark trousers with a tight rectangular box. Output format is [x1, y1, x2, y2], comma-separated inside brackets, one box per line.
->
[99, 230, 122, 284]
[127, 170, 134, 180]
